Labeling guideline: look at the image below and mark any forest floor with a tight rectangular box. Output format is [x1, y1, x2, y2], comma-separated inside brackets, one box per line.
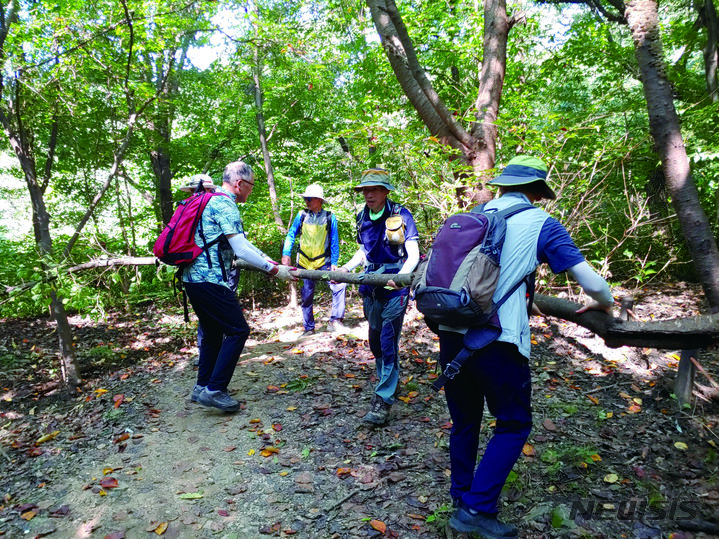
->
[1, 283, 719, 539]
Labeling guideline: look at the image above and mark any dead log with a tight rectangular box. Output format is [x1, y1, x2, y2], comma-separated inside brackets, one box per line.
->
[5, 256, 719, 350]
[232, 261, 719, 350]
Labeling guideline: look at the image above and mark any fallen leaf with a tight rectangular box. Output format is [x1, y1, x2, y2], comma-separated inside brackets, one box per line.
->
[522, 443, 535, 456]
[113, 433, 129, 444]
[100, 477, 119, 489]
[604, 473, 619, 483]
[542, 418, 557, 431]
[177, 492, 203, 500]
[260, 447, 279, 457]
[35, 431, 60, 445]
[103, 467, 114, 475]
[113, 394, 124, 408]
[674, 442, 688, 451]
[153, 521, 168, 535]
[587, 395, 599, 405]
[370, 519, 387, 533]
[217, 509, 229, 517]
[20, 509, 37, 521]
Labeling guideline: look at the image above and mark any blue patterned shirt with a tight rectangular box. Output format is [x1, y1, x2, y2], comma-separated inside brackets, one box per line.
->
[182, 186, 243, 288]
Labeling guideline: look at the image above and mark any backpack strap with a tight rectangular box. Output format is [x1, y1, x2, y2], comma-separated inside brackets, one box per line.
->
[430, 262, 536, 392]
[471, 202, 534, 220]
[430, 270, 534, 392]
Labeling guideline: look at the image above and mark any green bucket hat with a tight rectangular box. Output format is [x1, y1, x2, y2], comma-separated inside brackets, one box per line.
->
[488, 156, 556, 200]
[354, 168, 394, 192]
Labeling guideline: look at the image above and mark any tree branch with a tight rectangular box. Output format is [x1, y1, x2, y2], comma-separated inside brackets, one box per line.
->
[5, 256, 719, 350]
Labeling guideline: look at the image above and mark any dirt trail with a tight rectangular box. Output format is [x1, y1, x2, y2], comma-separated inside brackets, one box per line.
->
[1, 288, 719, 538]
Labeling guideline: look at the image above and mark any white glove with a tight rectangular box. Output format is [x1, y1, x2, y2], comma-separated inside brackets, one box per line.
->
[273, 265, 297, 282]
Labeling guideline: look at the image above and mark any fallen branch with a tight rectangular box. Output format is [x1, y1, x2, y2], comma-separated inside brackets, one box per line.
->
[5, 256, 719, 350]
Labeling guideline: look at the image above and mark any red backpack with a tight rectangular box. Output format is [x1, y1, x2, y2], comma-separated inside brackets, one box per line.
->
[153, 191, 226, 267]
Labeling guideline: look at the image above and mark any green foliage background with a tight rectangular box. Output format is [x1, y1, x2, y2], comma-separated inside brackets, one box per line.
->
[0, 0, 717, 319]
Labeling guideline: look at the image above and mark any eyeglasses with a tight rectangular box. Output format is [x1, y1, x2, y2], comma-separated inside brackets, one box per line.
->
[236, 178, 254, 186]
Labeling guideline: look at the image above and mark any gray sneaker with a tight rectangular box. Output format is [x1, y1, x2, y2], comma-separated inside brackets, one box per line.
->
[328, 320, 347, 332]
[197, 388, 241, 412]
[189, 384, 206, 403]
[363, 395, 391, 425]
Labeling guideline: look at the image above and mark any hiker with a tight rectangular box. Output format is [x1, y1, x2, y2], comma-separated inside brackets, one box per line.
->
[179, 175, 237, 366]
[183, 161, 296, 412]
[337, 168, 419, 425]
[281, 184, 347, 336]
[439, 156, 613, 537]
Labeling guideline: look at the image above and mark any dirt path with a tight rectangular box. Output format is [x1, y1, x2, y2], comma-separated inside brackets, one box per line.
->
[1, 287, 719, 538]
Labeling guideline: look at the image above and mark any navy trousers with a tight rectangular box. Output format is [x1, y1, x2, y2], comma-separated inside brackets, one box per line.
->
[300, 263, 346, 331]
[184, 281, 250, 393]
[363, 294, 407, 404]
[438, 332, 532, 514]
[197, 266, 239, 349]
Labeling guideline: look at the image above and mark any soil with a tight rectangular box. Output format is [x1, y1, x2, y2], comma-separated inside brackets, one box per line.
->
[1, 284, 718, 539]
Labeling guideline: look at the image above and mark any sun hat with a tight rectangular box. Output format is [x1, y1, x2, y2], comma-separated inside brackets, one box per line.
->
[354, 168, 394, 192]
[301, 184, 325, 200]
[179, 174, 216, 193]
[488, 156, 556, 200]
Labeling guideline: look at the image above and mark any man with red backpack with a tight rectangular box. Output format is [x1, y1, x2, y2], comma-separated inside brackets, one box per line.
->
[439, 156, 613, 538]
[182, 161, 296, 412]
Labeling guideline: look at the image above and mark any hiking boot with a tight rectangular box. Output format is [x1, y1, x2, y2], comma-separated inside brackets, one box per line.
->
[449, 502, 518, 538]
[362, 395, 391, 425]
[302, 329, 315, 337]
[189, 384, 206, 403]
[197, 388, 241, 412]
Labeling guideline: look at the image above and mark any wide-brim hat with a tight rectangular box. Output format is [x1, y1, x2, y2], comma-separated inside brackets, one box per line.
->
[354, 168, 394, 192]
[179, 174, 216, 193]
[301, 183, 325, 200]
[488, 156, 556, 200]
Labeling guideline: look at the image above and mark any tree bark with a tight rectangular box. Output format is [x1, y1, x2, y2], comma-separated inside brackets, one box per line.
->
[252, 16, 286, 232]
[626, 0, 719, 313]
[699, 0, 719, 101]
[0, 101, 81, 389]
[365, 0, 512, 202]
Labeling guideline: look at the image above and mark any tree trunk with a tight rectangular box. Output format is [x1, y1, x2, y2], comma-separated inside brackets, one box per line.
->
[150, 130, 174, 226]
[700, 0, 719, 101]
[0, 109, 81, 389]
[365, 0, 524, 203]
[252, 21, 285, 232]
[626, 0, 719, 313]
[149, 41, 191, 226]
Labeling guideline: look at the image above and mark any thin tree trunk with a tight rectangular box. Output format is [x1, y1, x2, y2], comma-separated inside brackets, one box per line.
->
[0, 109, 81, 389]
[252, 21, 285, 232]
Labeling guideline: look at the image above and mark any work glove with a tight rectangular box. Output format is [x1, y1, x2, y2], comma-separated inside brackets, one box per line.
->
[273, 265, 298, 282]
